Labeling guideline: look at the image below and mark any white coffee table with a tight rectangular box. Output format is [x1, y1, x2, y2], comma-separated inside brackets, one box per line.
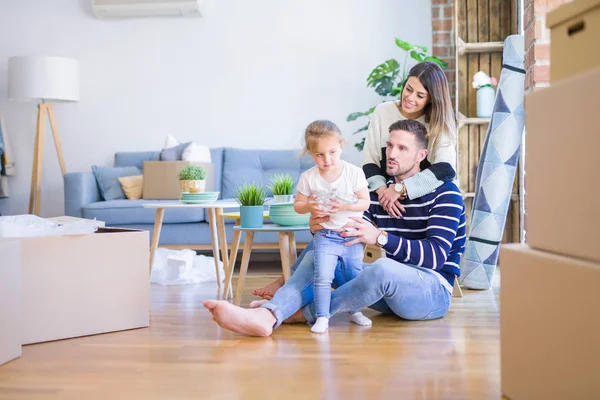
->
[143, 200, 239, 291]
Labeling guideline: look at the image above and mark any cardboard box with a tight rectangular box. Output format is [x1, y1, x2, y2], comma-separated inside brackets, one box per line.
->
[142, 161, 214, 199]
[13, 227, 150, 345]
[363, 243, 385, 263]
[500, 244, 600, 400]
[525, 67, 600, 263]
[0, 240, 21, 366]
[548, 0, 600, 82]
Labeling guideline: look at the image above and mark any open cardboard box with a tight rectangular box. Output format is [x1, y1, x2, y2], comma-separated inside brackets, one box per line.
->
[2, 227, 150, 345]
[142, 161, 215, 199]
[0, 240, 21, 365]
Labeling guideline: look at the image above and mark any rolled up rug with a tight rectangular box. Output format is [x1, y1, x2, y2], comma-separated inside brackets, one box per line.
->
[459, 35, 525, 290]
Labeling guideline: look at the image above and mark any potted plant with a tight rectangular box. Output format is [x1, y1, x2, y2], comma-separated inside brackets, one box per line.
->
[472, 71, 498, 118]
[235, 183, 267, 228]
[268, 173, 295, 203]
[178, 164, 207, 193]
[347, 38, 448, 151]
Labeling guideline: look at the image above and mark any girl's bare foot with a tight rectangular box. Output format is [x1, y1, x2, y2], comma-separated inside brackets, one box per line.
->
[252, 276, 285, 300]
[203, 300, 276, 337]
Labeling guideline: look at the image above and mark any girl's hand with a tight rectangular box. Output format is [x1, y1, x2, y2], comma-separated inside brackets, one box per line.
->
[308, 195, 327, 217]
[327, 198, 346, 214]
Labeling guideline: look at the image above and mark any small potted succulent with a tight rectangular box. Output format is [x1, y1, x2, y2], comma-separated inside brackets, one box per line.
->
[235, 183, 267, 228]
[179, 164, 207, 193]
[268, 173, 295, 203]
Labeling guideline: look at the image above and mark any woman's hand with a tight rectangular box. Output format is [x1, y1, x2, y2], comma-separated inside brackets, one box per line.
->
[309, 214, 330, 234]
[378, 186, 406, 218]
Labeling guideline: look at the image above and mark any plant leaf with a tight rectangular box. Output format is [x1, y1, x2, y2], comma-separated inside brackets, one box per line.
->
[394, 38, 413, 51]
[347, 112, 367, 122]
[366, 59, 399, 87]
[424, 56, 448, 69]
[354, 138, 365, 152]
[352, 124, 369, 135]
[410, 50, 426, 62]
[374, 76, 394, 96]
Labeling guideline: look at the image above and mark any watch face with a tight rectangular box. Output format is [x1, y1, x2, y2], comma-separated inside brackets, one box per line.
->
[378, 233, 388, 246]
[395, 183, 402, 193]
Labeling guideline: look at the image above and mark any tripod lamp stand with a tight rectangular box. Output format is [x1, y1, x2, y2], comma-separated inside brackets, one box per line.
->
[8, 56, 79, 215]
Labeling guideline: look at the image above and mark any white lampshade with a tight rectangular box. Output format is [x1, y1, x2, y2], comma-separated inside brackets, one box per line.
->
[8, 56, 79, 102]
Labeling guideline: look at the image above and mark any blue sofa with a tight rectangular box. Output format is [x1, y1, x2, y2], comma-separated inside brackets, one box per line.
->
[64, 148, 316, 247]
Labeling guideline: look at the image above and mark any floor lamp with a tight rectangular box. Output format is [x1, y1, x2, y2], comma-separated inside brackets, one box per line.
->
[8, 56, 79, 215]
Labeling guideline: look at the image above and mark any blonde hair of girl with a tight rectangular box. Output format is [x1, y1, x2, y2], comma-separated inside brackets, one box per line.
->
[404, 62, 457, 149]
[302, 120, 344, 155]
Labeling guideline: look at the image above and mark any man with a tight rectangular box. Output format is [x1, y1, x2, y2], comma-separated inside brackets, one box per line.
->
[203, 119, 466, 336]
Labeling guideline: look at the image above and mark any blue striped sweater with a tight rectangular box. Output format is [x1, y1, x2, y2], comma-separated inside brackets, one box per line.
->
[363, 180, 466, 288]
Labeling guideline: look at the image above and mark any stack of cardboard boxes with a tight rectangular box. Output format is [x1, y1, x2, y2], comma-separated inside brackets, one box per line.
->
[501, 1, 600, 399]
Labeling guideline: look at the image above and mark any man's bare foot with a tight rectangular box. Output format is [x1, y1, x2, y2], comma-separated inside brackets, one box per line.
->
[252, 276, 285, 300]
[203, 300, 275, 337]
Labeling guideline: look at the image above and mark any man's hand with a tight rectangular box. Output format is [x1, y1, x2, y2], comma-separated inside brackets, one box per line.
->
[309, 214, 329, 234]
[378, 186, 406, 218]
[340, 217, 381, 246]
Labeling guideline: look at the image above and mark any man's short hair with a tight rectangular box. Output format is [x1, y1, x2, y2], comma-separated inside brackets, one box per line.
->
[388, 119, 429, 150]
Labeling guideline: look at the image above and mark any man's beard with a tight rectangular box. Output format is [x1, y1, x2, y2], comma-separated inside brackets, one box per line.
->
[386, 161, 412, 178]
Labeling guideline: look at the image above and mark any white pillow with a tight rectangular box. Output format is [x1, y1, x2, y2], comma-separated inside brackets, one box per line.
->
[164, 134, 180, 149]
[182, 142, 211, 162]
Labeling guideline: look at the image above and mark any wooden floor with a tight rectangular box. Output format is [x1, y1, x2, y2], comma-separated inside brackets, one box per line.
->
[0, 270, 501, 400]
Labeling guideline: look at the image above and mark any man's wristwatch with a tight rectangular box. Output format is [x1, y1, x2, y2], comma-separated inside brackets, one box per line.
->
[376, 230, 388, 248]
[394, 181, 407, 197]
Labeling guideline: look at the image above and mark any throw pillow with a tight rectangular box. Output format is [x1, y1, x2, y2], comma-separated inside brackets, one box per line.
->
[182, 142, 212, 162]
[164, 134, 180, 149]
[92, 165, 141, 201]
[160, 142, 191, 161]
[118, 175, 143, 200]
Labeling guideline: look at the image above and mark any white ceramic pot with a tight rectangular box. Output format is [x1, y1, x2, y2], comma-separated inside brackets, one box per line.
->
[476, 86, 496, 118]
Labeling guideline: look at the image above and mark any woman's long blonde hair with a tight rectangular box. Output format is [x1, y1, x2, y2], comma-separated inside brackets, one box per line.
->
[402, 62, 457, 149]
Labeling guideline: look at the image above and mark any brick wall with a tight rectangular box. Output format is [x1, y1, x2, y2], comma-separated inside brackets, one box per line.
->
[431, 0, 456, 103]
[524, 0, 573, 92]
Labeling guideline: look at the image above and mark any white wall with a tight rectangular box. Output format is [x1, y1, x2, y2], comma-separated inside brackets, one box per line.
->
[0, 0, 432, 217]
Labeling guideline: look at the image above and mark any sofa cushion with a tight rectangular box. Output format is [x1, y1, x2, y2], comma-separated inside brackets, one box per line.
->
[160, 142, 191, 161]
[82, 200, 206, 225]
[221, 148, 314, 199]
[115, 151, 160, 171]
[92, 165, 141, 201]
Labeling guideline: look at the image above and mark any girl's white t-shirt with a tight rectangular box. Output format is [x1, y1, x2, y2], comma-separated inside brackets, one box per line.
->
[296, 160, 368, 230]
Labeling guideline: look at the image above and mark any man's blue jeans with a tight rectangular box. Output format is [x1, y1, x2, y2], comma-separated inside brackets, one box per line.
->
[313, 230, 363, 318]
[262, 241, 452, 329]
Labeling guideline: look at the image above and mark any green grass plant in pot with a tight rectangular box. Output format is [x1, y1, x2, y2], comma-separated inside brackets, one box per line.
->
[179, 164, 207, 193]
[268, 173, 295, 203]
[235, 183, 267, 228]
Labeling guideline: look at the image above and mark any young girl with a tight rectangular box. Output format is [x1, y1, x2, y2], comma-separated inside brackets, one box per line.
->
[294, 120, 371, 334]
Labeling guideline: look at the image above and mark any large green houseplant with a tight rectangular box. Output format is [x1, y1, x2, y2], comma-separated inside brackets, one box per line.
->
[347, 38, 448, 151]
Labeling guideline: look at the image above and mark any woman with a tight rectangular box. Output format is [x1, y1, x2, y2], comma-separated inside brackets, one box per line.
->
[253, 61, 457, 299]
[363, 61, 457, 217]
